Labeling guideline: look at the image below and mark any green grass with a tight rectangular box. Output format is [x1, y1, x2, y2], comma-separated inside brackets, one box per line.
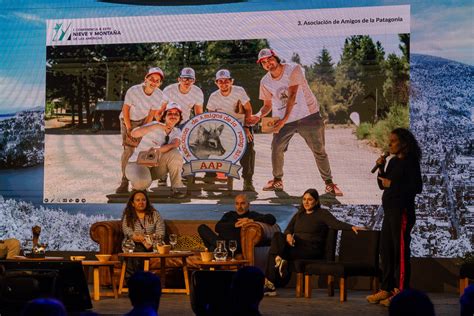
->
[355, 105, 409, 149]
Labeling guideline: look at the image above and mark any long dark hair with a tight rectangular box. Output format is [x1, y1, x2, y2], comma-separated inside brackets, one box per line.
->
[297, 188, 321, 214]
[391, 128, 422, 162]
[122, 190, 156, 228]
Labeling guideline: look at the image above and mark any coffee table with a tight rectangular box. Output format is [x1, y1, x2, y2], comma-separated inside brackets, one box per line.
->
[12, 255, 64, 261]
[117, 251, 193, 295]
[82, 260, 119, 301]
[196, 259, 249, 270]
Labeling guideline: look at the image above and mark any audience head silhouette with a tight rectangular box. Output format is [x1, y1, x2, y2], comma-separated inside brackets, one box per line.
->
[389, 289, 434, 316]
[126, 271, 162, 316]
[21, 298, 67, 316]
[230, 266, 265, 316]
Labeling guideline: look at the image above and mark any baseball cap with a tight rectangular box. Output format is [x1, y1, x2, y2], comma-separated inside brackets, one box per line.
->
[256, 48, 277, 63]
[146, 67, 164, 80]
[180, 67, 195, 79]
[215, 69, 232, 80]
[165, 102, 182, 113]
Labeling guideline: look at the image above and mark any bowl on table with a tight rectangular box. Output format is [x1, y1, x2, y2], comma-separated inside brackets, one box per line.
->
[95, 254, 111, 262]
[200, 251, 213, 262]
[157, 245, 171, 255]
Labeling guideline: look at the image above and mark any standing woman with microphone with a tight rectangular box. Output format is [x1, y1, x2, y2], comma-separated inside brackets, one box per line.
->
[367, 128, 423, 307]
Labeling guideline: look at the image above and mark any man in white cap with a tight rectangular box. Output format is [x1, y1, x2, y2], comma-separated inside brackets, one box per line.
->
[116, 67, 166, 194]
[249, 49, 343, 196]
[162, 67, 204, 125]
[126, 102, 186, 198]
[206, 69, 256, 191]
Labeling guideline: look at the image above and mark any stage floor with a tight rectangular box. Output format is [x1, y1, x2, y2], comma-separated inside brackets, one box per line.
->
[90, 288, 460, 315]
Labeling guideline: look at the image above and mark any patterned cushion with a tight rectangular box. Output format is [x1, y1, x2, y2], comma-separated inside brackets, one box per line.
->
[175, 234, 205, 251]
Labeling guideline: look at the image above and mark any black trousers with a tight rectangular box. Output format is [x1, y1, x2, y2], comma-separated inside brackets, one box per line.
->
[265, 232, 322, 287]
[197, 224, 242, 253]
[240, 138, 255, 181]
[380, 208, 415, 292]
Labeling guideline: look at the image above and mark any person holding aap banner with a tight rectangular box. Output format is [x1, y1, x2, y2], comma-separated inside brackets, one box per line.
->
[206, 69, 257, 192]
[161, 67, 204, 127]
[125, 102, 186, 199]
[249, 49, 343, 196]
[116, 67, 167, 194]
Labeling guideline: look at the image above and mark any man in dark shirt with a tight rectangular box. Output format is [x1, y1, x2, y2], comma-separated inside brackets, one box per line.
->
[198, 194, 276, 252]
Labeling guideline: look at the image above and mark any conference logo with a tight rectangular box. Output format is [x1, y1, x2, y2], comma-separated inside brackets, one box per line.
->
[52, 22, 72, 42]
[180, 113, 247, 178]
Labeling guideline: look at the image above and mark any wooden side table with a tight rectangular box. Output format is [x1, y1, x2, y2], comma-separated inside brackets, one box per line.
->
[82, 260, 119, 301]
[196, 259, 249, 270]
[117, 251, 193, 295]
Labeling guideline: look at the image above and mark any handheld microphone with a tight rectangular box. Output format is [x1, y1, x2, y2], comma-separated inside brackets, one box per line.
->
[371, 152, 390, 173]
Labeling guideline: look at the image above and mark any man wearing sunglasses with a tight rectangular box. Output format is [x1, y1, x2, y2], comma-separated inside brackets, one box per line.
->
[205, 69, 257, 192]
[116, 67, 166, 194]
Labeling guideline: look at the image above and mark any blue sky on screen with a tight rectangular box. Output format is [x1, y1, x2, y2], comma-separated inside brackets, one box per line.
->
[0, 0, 472, 113]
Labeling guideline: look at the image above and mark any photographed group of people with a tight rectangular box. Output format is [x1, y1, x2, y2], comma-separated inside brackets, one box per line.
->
[115, 48, 344, 198]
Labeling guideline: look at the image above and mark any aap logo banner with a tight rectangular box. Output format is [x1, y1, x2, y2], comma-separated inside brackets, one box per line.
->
[180, 113, 247, 178]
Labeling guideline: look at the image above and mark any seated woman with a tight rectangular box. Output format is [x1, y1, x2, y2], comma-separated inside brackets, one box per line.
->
[121, 190, 165, 277]
[263, 188, 366, 296]
[125, 102, 186, 198]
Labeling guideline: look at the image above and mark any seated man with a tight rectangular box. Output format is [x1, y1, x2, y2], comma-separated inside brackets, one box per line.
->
[0, 238, 20, 259]
[198, 194, 276, 252]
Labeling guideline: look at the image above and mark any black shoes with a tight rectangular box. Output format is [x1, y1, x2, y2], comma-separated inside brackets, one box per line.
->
[243, 180, 256, 192]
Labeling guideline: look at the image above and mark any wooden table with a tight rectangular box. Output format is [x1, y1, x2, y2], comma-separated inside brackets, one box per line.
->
[117, 251, 193, 295]
[12, 256, 65, 261]
[195, 259, 249, 270]
[82, 260, 119, 301]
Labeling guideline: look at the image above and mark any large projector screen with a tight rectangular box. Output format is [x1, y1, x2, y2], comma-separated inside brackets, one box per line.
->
[44, 6, 410, 205]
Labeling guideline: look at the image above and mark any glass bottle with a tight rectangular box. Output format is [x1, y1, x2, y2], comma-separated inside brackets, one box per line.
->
[213, 240, 228, 261]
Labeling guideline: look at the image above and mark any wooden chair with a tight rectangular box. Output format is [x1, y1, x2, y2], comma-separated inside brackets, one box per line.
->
[293, 229, 339, 297]
[303, 230, 381, 302]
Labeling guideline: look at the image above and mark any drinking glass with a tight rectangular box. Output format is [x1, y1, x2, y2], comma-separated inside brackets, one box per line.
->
[152, 233, 163, 252]
[122, 238, 135, 253]
[169, 234, 178, 250]
[229, 240, 237, 261]
[22, 239, 33, 257]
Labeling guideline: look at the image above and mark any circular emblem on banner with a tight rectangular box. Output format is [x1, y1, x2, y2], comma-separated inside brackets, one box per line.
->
[180, 113, 247, 178]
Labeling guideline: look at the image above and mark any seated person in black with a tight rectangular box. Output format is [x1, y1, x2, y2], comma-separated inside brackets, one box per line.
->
[198, 194, 276, 253]
[263, 188, 365, 296]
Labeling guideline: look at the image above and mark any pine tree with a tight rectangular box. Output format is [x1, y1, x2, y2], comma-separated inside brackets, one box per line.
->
[312, 48, 335, 86]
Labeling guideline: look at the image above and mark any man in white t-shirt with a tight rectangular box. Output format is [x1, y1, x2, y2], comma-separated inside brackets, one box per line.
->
[116, 67, 166, 193]
[206, 69, 256, 192]
[249, 49, 343, 196]
[126, 103, 186, 198]
[162, 67, 204, 125]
